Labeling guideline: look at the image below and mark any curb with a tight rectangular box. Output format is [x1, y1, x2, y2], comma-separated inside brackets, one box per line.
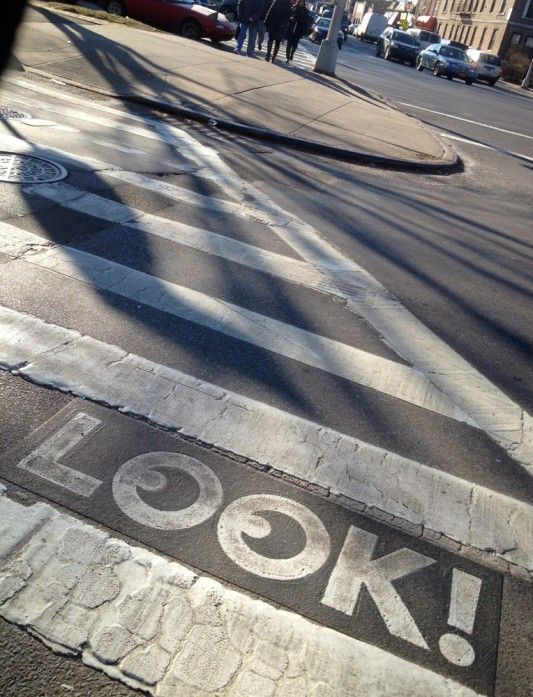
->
[20, 64, 460, 174]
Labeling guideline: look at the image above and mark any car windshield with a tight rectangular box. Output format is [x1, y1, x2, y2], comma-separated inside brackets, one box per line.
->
[481, 54, 501, 66]
[441, 47, 465, 60]
[392, 32, 417, 45]
[317, 18, 330, 28]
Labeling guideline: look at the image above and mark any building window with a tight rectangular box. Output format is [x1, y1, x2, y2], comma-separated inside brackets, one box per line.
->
[479, 26, 487, 48]
[488, 28, 498, 49]
[509, 32, 522, 47]
[470, 26, 477, 46]
[442, 0, 448, 12]
[498, 0, 506, 13]
[489, 0, 496, 12]
[524, 0, 533, 19]
[479, 0, 485, 11]
[525, 36, 533, 57]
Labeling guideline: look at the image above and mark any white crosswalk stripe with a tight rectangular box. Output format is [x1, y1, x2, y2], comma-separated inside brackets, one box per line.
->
[0, 77, 531, 571]
[0, 220, 472, 421]
[289, 44, 316, 71]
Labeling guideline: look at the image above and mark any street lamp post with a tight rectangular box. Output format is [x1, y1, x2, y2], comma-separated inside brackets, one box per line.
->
[521, 57, 533, 89]
[314, 0, 347, 76]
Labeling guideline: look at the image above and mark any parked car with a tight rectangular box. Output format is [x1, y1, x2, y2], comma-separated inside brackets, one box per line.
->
[317, 7, 349, 38]
[217, 0, 237, 21]
[309, 17, 344, 48]
[375, 28, 419, 66]
[100, 0, 236, 42]
[416, 43, 478, 84]
[348, 21, 359, 35]
[440, 38, 469, 52]
[466, 49, 502, 86]
[406, 27, 440, 51]
[356, 12, 387, 43]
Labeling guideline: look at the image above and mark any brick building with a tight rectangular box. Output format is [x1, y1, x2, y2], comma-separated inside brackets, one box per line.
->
[417, 0, 533, 55]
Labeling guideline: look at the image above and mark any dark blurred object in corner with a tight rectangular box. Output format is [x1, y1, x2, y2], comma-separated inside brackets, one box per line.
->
[1, 0, 27, 76]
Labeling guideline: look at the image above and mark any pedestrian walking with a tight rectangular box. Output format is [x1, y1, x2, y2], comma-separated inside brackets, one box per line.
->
[285, 0, 309, 63]
[256, 0, 268, 52]
[264, 0, 292, 63]
[235, 0, 264, 58]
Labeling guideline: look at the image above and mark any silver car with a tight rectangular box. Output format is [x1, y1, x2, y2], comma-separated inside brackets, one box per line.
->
[466, 49, 502, 87]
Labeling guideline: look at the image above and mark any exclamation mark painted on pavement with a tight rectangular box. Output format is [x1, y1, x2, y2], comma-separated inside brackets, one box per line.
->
[439, 568, 482, 667]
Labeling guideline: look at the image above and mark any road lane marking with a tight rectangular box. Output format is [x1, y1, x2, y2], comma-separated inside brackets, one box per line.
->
[22, 181, 329, 293]
[1, 83, 532, 474]
[439, 132, 533, 162]
[92, 140, 148, 155]
[0, 305, 531, 573]
[0, 221, 471, 421]
[399, 102, 533, 141]
[0, 488, 489, 696]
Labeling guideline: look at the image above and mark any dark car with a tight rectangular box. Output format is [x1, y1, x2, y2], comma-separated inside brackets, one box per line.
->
[309, 17, 344, 48]
[319, 8, 349, 38]
[100, 0, 236, 42]
[217, 0, 237, 20]
[375, 27, 419, 67]
[416, 43, 478, 84]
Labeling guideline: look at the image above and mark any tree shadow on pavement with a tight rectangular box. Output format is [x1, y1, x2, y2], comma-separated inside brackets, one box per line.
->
[2, 4, 532, 501]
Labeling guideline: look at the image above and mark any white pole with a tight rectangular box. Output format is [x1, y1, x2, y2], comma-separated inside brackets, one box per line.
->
[521, 57, 533, 89]
[314, 0, 346, 75]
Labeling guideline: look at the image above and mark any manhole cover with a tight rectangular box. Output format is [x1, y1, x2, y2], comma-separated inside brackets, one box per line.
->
[0, 153, 68, 184]
[0, 106, 31, 120]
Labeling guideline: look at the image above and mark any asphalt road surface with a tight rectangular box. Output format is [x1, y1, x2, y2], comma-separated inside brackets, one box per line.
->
[0, 31, 532, 697]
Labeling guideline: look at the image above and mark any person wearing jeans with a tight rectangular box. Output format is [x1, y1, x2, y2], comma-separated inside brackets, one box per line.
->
[235, 0, 264, 57]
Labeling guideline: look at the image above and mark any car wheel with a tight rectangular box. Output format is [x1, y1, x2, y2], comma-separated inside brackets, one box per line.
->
[180, 19, 202, 41]
[465, 78, 473, 85]
[384, 47, 391, 61]
[416, 58, 423, 71]
[488, 79, 496, 87]
[106, 0, 125, 15]
[433, 63, 442, 77]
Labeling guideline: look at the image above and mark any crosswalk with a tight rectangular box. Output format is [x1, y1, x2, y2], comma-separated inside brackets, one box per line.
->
[0, 73, 532, 697]
[0, 76, 531, 575]
[288, 43, 317, 71]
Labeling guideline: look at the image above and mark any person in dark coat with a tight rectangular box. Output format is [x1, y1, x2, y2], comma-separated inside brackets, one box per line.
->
[264, 0, 292, 63]
[235, 0, 264, 57]
[285, 0, 309, 63]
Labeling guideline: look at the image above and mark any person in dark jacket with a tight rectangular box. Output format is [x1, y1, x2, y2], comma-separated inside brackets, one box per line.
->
[264, 0, 292, 63]
[285, 0, 309, 63]
[235, 0, 264, 57]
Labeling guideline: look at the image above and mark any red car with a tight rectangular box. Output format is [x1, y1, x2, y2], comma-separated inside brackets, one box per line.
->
[103, 0, 236, 42]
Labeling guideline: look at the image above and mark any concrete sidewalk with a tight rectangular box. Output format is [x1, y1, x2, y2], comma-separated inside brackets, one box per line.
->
[9, 3, 454, 166]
